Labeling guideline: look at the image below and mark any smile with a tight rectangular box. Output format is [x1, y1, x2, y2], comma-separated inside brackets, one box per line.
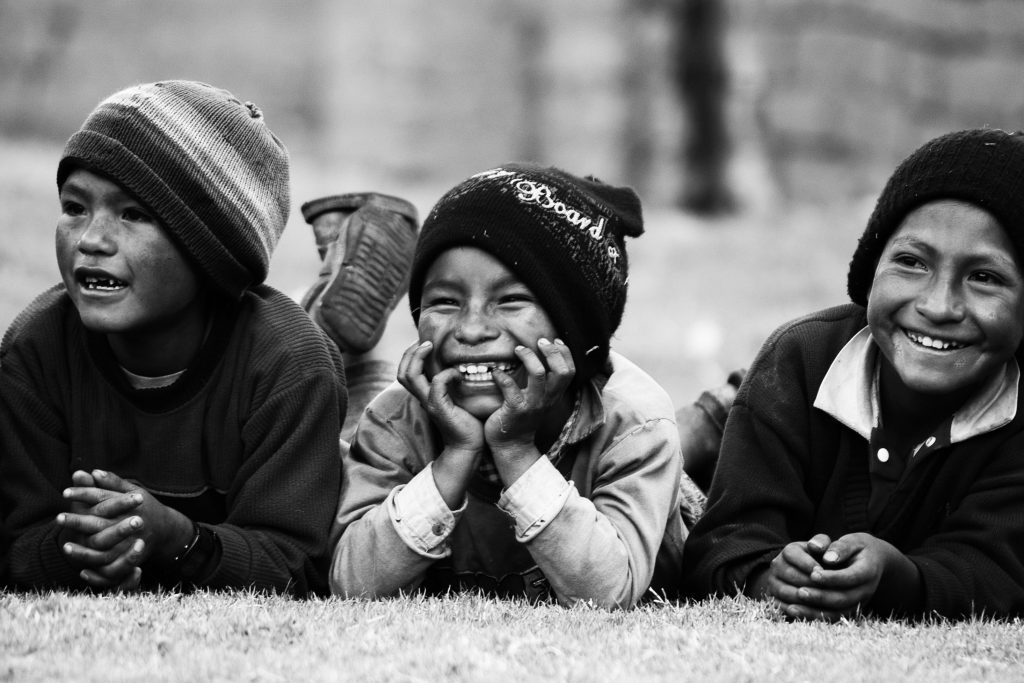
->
[904, 329, 966, 351]
[457, 361, 517, 383]
[79, 274, 128, 291]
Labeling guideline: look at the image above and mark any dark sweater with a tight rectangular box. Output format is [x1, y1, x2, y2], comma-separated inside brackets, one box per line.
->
[681, 303, 1024, 619]
[0, 284, 346, 595]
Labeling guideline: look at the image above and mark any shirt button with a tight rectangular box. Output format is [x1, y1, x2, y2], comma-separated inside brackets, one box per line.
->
[877, 448, 890, 463]
[925, 436, 936, 447]
[431, 523, 444, 536]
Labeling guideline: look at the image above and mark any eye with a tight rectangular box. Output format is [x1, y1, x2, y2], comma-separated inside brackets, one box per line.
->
[498, 293, 533, 305]
[969, 270, 1006, 286]
[122, 206, 154, 223]
[892, 253, 925, 269]
[61, 200, 85, 217]
[423, 295, 459, 309]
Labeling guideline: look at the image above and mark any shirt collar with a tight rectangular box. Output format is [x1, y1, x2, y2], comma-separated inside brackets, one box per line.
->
[813, 326, 1019, 443]
[547, 374, 606, 463]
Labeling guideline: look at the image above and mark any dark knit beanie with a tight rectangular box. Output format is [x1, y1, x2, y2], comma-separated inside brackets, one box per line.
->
[408, 163, 644, 381]
[848, 128, 1024, 306]
[57, 80, 291, 299]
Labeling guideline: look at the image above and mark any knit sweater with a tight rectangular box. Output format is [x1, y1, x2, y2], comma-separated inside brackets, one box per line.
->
[0, 284, 346, 595]
[681, 304, 1024, 619]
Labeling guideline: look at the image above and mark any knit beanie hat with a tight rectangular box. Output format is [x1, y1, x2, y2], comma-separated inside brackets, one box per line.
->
[848, 128, 1024, 306]
[408, 163, 644, 381]
[57, 80, 290, 299]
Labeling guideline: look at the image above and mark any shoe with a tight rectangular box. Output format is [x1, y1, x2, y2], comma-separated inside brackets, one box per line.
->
[300, 193, 419, 354]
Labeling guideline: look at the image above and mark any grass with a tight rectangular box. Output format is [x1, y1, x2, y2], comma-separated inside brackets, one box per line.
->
[3, 591, 1023, 682]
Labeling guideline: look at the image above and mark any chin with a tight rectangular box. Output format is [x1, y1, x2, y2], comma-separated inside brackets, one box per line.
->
[454, 393, 502, 420]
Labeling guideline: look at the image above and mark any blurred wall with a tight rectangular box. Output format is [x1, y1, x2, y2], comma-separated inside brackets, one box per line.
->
[3, 0, 1024, 206]
[742, 0, 1024, 201]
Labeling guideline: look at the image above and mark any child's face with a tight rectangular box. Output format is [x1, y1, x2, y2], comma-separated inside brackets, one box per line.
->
[417, 246, 560, 419]
[56, 169, 203, 338]
[867, 199, 1024, 401]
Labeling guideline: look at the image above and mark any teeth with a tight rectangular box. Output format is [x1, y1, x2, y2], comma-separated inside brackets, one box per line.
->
[457, 362, 514, 380]
[83, 275, 126, 291]
[906, 330, 965, 351]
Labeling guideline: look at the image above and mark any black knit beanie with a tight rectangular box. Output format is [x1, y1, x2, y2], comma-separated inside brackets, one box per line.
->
[57, 80, 291, 300]
[848, 128, 1024, 306]
[408, 163, 644, 381]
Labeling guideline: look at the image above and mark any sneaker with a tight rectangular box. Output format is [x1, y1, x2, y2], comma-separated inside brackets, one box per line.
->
[300, 193, 419, 354]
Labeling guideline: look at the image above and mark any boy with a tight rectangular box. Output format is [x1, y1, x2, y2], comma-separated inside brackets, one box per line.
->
[0, 81, 346, 595]
[682, 128, 1024, 620]
[330, 164, 699, 608]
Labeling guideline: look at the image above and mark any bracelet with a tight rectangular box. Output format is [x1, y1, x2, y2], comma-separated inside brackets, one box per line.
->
[172, 520, 202, 566]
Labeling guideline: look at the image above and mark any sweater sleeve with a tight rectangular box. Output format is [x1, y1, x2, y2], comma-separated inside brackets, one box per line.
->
[506, 416, 682, 609]
[899, 440, 1024, 618]
[195, 357, 344, 596]
[1, 292, 89, 590]
[680, 315, 829, 598]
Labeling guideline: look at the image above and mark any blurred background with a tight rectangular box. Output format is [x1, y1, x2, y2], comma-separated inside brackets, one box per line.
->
[3, 0, 1024, 402]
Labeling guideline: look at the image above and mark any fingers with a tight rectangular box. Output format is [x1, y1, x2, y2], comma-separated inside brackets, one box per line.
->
[398, 340, 434, 404]
[77, 538, 147, 590]
[88, 469, 134, 493]
[779, 601, 849, 623]
[58, 512, 144, 550]
[806, 533, 833, 558]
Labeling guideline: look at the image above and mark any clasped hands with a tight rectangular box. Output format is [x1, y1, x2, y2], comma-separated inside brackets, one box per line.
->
[56, 469, 193, 592]
[754, 532, 910, 621]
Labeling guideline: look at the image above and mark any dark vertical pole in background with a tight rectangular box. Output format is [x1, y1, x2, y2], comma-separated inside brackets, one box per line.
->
[673, 0, 736, 215]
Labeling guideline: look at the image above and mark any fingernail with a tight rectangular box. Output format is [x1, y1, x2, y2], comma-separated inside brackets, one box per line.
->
[538, 338, 550, 346]
[133, 539, 145, 552]
[132, 493, 143, 504]
[419, 340, 432, 348]
[129, 517, 142, 529]
[554, 338, 564, 345]
[515, 345, 526, 352]
[56, 513, 66, 524]
[93, 469, 107, 477]
[62, 489, 71, 498]
[64, 543, 73, 554]
[823, 550, 838, 563]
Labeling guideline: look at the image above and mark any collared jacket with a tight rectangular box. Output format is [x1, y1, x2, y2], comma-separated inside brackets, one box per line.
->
[681, 303, 1024, 619]
[330, 351, 687, 609]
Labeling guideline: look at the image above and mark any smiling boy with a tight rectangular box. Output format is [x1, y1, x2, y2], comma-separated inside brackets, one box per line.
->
[0, 81, 346, 595]
[682, 129, 1024, 620]
[330, 164, 697, 608]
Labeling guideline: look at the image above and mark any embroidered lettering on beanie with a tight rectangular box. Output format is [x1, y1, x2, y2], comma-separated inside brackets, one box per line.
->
[57, 80, 291, 299]
[408, 163, 644, 380]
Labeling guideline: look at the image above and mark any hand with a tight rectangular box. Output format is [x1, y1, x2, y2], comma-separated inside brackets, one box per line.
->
[398, 340, 485, 508]
[791, 532, 916, 618]
[56, 470, 147, 590]
[753, 534, 850, 621]
[61, 469, 194, 566]
[484, 338, 575, 484]
[398, 340, 485, 453]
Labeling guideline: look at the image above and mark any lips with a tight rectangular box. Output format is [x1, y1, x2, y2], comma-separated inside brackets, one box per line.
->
[75, 268, 128, 292]
[904, 328, 967, 351]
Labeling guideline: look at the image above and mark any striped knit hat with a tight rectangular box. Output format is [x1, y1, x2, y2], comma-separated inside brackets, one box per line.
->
[57, 80, 290, 299]
[848, 128, 1024, 306]
[408, 163, 644, 381]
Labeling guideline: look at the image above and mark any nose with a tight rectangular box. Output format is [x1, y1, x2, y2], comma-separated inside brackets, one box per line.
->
[915, 272, 965, 323]
[453, 303, 498, 344]
[76, 212, 117, 255]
